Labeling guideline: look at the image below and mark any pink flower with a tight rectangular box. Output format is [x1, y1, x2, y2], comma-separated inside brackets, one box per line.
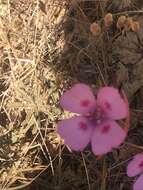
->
[57, 83, 128, 155]
[127, 153, 143, 190]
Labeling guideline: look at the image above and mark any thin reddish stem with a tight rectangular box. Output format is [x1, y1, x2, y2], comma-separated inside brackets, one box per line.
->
[122, 90, 130, 133]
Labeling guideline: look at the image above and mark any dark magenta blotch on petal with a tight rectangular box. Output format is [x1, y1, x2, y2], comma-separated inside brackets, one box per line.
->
[81, 99, 90, 107]
[101, 125, 110, 134]
[79, 122, 88, 130]
[104, 101, 112, 111]
[139, 161, 143, 168]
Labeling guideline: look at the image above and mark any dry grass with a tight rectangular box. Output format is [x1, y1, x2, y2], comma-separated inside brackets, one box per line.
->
[0, 0, 143, 190]
[0, 0, 66, 189]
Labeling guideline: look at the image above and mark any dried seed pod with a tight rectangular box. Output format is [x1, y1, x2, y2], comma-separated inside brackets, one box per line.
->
[131, 21, 140, 33]
[104, 13, 113, 28]
[90, 22, 101, 35]
[117, 15, 126, 29]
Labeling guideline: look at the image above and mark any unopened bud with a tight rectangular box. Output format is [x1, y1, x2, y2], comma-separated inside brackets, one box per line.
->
[90, 22, 101, 35]
[131, 21, 140, 33]
[104, 13, 113, 28]
[117, 16, 126, 29]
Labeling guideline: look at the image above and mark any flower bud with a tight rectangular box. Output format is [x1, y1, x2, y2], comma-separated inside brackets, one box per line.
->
[90, 22, 101, 35]
[104, 13, 113, 28]
[131, 21, 140, 33]
[117, 16, 126, 29]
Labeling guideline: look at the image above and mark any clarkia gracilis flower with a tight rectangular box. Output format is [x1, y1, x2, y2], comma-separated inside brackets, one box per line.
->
[57, 83, 128, 156]
[127, 153, 143, 190]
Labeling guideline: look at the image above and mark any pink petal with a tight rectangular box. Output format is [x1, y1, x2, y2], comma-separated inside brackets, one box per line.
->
[97, 87, 128, 120]
[57, 116, 92, 151]
[60, 83, 96, 114]
[133, 174, 143, 190]
[127, 154, 143, 177]
[91, 120, 126, 155]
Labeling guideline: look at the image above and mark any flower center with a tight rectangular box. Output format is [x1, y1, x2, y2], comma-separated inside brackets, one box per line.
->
[101, 125, 110, 134]
[87, 106, 104, 124]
